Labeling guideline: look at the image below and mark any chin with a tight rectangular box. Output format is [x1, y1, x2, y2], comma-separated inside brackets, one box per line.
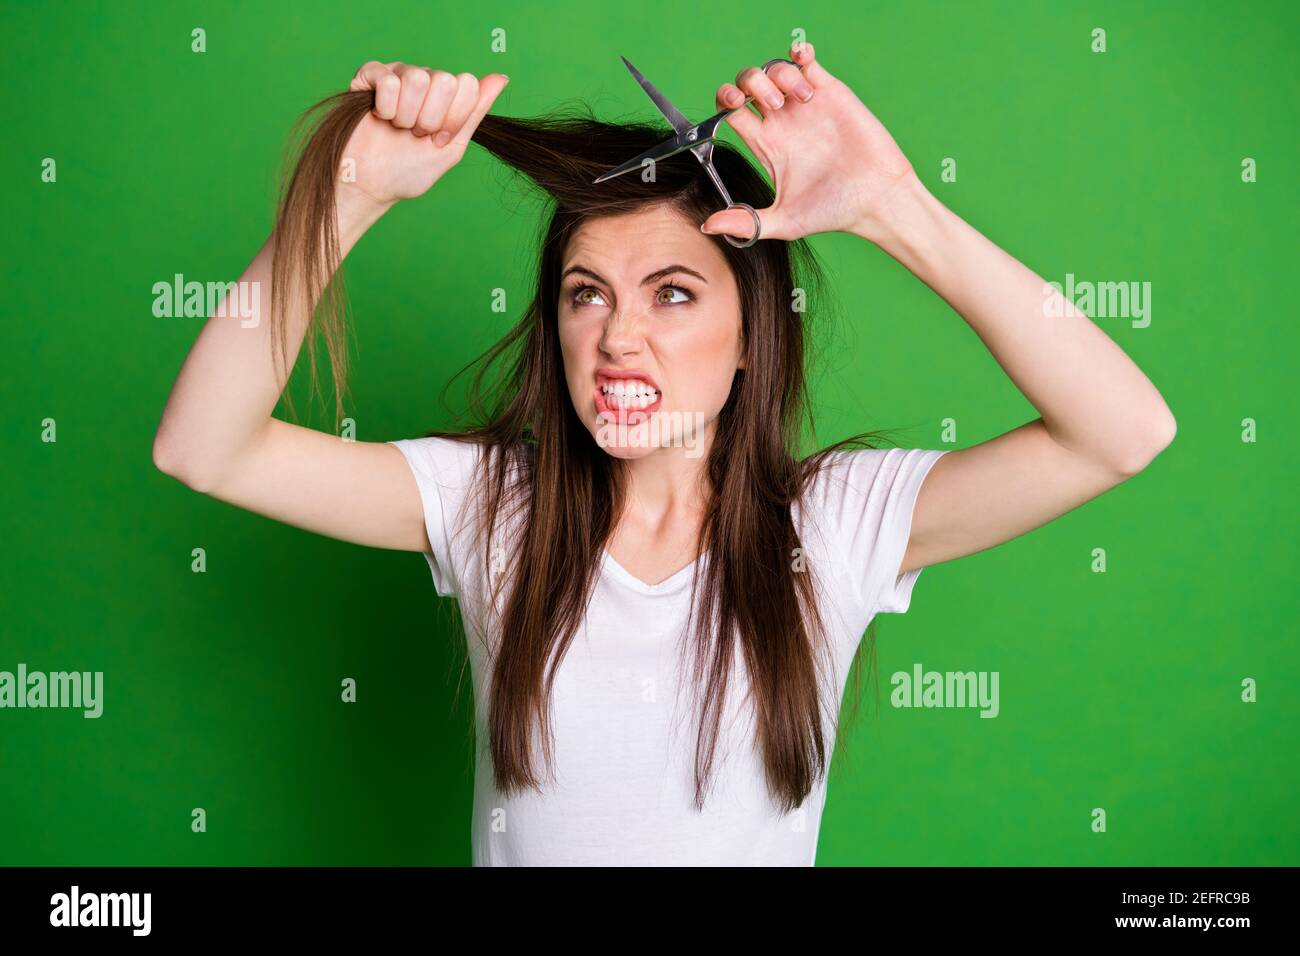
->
[600, 444, 659, 460]
[589, 409, 664, 458]
[584, 404, 713, 461]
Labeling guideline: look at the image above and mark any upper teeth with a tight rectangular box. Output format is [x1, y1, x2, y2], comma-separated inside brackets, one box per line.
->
[601, 381, 659, 408]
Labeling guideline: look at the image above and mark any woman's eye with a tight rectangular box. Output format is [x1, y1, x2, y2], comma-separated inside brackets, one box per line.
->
[655, 285, 692, 305]
[568, 283, 694, 308]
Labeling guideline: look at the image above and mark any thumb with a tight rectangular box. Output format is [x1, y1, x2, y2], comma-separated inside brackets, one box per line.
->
[700, 206, 767, 242]
[453, 73, 511, 148]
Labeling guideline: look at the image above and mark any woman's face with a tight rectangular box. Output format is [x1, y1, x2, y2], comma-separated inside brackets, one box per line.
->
[557, 203, 745, 460]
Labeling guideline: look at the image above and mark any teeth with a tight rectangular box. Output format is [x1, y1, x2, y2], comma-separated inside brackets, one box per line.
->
[611, 393, 652, 409]
[600, 379, 660, 408]
[600, 380, 659, 409]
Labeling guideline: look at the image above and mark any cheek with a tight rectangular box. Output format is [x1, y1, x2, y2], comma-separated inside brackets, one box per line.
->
[561, 311, 606, 342]
[557, 317, 595, 375]
[557, 314, 577, 354]
[661, 315, 742, 406]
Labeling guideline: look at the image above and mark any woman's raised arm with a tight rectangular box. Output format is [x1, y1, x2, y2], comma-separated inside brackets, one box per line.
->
[151, 62, 508, 552]
[703, 42, 1175, 576]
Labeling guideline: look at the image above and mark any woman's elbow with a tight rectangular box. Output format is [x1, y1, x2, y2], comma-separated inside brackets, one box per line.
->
[152, 429, 216, 494]
[1116, 410, 1177, 477]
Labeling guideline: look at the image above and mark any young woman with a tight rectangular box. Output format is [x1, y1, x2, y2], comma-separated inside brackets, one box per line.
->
[152, 43, 1175, 866]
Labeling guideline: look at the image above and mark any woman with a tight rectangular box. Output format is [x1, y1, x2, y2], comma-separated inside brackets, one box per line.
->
[152, 43, 1175, 865]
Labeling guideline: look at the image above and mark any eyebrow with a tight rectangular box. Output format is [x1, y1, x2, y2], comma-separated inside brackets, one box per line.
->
[560, 263, 710, 286]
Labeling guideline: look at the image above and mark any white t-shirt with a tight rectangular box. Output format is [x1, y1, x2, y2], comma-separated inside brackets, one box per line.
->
[388, 435, 948, 866]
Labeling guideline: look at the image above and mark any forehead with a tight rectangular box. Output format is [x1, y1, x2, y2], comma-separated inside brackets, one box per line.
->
[561, 204, 728, 279]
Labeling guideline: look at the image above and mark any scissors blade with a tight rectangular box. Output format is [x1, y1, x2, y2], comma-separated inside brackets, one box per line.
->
[592, 135, 695, 184]
[592, 56, 740, 185]
[620, 56, 693, 135]
[690, 105, 743, 144]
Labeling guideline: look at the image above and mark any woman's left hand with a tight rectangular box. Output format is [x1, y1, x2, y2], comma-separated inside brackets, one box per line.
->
[701, 42, 918, 244]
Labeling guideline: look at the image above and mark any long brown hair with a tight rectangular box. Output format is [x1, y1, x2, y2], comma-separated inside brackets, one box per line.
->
[270, 87, 895, 813]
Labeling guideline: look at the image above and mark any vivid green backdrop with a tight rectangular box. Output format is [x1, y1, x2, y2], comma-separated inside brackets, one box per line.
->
[2, 0, 1296, 866]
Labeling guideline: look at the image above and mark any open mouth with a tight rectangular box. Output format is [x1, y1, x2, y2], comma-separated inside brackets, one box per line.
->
[594, 373, 662, 423]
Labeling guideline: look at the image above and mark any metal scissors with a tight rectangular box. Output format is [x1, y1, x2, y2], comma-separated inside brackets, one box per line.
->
[592, 55, 796, 248]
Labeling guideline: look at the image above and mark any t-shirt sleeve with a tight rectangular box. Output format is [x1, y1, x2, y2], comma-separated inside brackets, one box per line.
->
[804, 446, 949, 619]
[387, 435, 484, 598]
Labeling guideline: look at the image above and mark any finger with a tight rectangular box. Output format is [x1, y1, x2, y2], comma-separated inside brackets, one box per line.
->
[349, 59, 389, 91]
[448, 73, 510, 149]
[436, 72, 479, 144]
[715, 82, 762, 142]
[412, 69, 457, 137]
[390, 64, 433, 129]
[700, 206, 775, 243]
[789, 40, 836, 89]
[765, 60, 815, 104]
[735, 64, 786, 116]
[350, 60, 401, 120]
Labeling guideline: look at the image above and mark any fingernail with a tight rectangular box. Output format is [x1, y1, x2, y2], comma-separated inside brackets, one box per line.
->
[728, 89, 744, 106]
[765, 92, 784, 109]
[794, 81, 814, 101]
[700, 222, 713, 234]
[434, 130, 451, 147]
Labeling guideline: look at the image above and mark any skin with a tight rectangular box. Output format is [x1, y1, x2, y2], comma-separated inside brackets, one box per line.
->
[153, 44, 1175, 591]
[697, 43, 1176, 580]
[557, 204, 745, 583]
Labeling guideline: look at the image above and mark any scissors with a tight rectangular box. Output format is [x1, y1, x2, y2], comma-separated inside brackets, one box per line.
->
[592, 55, 797, 248]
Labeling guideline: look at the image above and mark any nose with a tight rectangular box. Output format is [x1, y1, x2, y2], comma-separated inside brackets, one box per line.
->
[598, 305, 645, 359]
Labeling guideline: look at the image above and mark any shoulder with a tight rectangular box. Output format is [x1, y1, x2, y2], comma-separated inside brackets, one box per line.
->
[795, 444, 950, 619]
[385, 435, 526, 601]
[386, 434, 531, 533]
[799, 445, 948, 517]
[387, 434, 486, 489]
[386, 436, 492, 551]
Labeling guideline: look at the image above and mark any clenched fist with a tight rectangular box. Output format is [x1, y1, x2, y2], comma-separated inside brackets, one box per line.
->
[340, 60, 509, 209]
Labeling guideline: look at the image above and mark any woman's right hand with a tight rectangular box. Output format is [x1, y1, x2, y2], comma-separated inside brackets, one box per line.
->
[340, 61, 509, 210]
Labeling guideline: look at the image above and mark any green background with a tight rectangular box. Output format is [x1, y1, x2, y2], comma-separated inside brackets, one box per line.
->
[2, 0, 1296, 866]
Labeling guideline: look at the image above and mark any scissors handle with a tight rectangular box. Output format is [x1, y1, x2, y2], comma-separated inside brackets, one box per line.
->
[718, 202, 762, 248]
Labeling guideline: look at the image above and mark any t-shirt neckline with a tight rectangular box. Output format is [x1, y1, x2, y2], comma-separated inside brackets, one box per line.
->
[600, 549, 707, 595]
